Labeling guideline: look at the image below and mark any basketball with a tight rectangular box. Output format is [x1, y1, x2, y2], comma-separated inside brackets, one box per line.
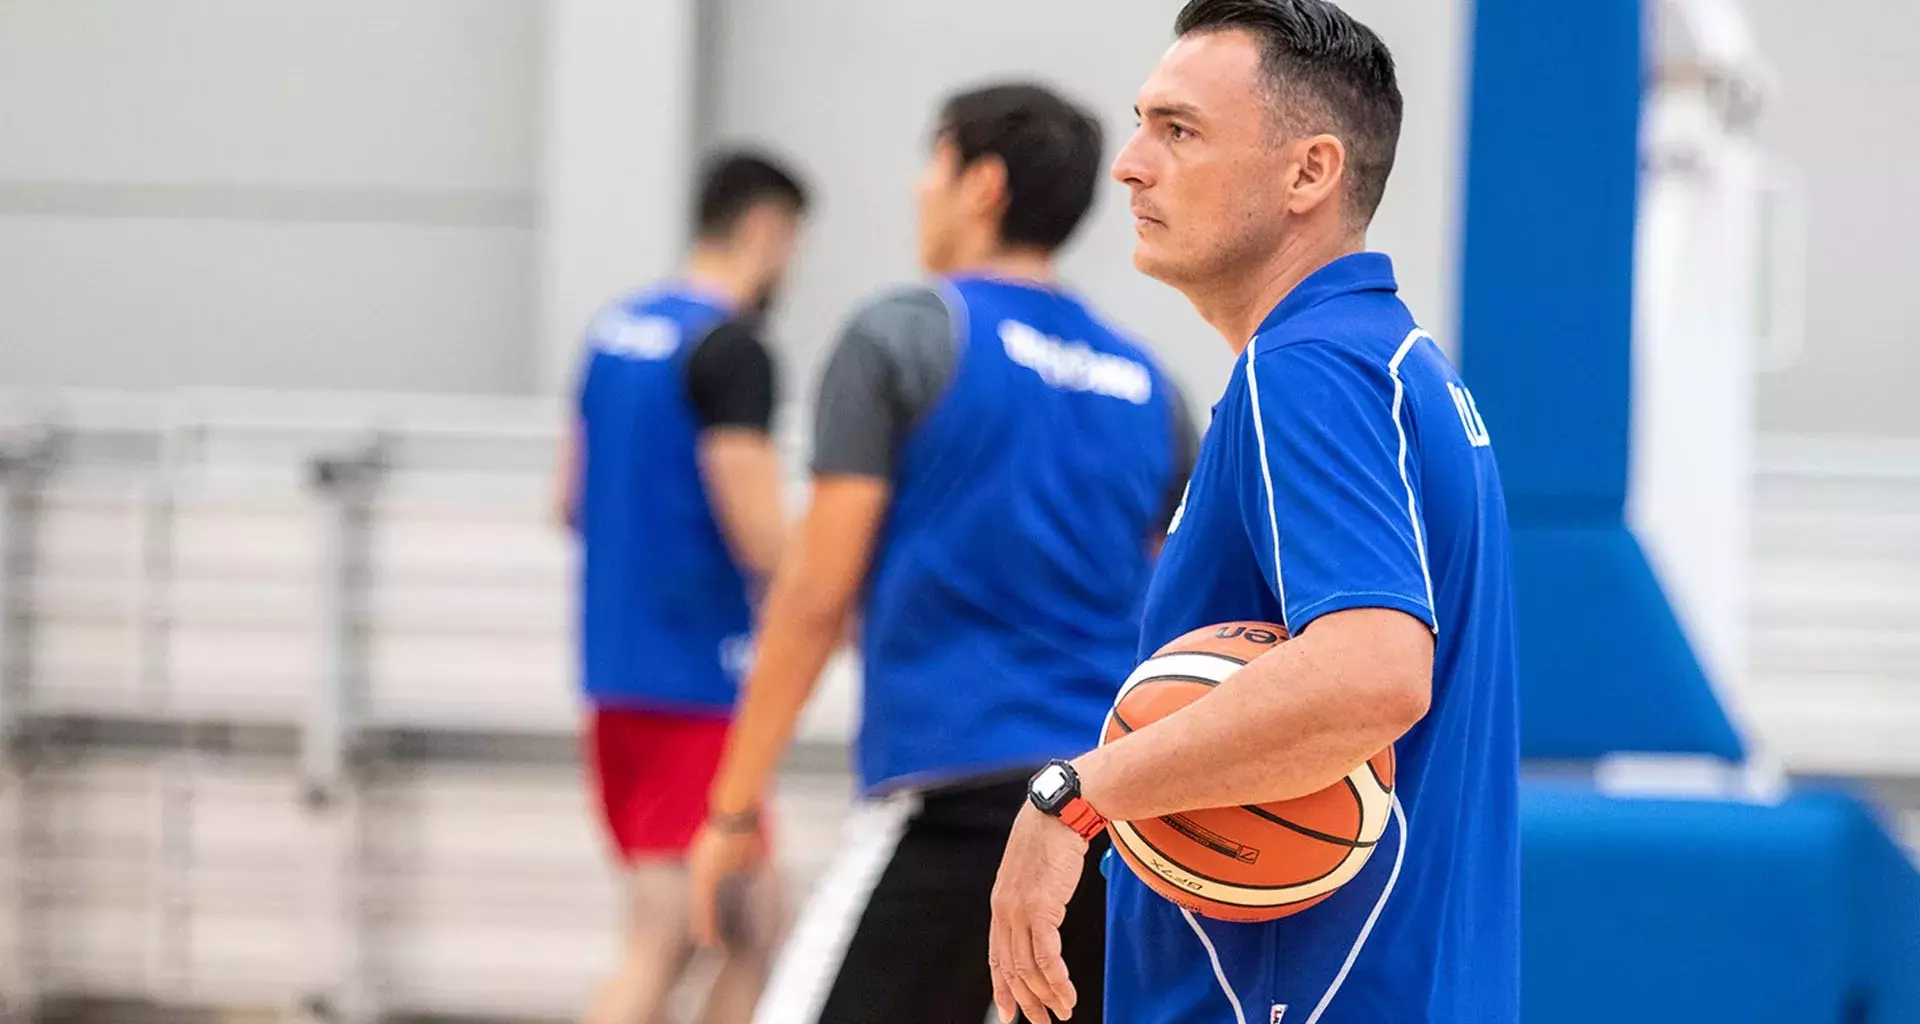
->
[1102, 621, 1396, 923]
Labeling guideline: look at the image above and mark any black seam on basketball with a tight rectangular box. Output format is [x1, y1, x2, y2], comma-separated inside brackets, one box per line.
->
[1121, 820, 1350, 892]
[1344, 776, 1373, 845]
[1130, 673, 1227, 688]
[1366, 756, 1390, 791]
[1238, 804, 1375, 849]
[1111, 710, 1136, 734]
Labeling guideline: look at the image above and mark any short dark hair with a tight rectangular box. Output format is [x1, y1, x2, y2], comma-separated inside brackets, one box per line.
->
[1175, 0, 1403, 225]
[935, 83, 1104, 252]
[693, 150, 809, 240]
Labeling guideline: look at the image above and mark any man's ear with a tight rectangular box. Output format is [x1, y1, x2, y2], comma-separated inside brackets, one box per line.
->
[1283, 133, 1348, 218]
[958, 153, 1011, 223]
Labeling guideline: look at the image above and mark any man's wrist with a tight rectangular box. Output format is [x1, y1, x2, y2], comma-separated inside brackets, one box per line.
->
[1075, 753, 1105, 810]
[707, 779, 764, 834]
[708, 804, 762, 835]
[1070, 751, 1119, 823]
[1028, 758, 1109, 842]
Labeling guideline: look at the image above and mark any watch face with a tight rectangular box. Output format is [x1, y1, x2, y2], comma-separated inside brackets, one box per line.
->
[1033, 765, 1070, 804]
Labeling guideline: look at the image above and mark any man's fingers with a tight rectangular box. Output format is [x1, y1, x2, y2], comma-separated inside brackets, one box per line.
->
[988, 917, 1018, 1024]
[1007, 913, 1060, 1022]
[1029, 920, 1076, 1019]
[688, 864, 720, 949]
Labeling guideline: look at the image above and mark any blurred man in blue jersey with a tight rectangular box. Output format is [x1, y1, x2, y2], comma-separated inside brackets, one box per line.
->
[988, 2, 1521, 1023]
[685, 84, 1198, 1024]
[556, 150, 809, 1024]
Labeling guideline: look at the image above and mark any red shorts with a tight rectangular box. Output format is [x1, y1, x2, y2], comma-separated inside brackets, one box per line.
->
[585, 706, 732, 861]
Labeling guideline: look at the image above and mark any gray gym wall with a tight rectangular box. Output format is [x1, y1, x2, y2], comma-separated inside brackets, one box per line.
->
[0, 0, 1910, 438]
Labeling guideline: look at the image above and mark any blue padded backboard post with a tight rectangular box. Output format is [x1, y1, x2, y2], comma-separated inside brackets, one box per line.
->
[1458, 0, 1744, 761]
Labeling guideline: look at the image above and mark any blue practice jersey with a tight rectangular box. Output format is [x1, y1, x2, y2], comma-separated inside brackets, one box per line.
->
[858, 276, 1181, 795]
[1108, 254, 1520, 1023]
[573, 284, 753, 715]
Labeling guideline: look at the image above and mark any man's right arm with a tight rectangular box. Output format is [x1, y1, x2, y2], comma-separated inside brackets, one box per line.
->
[687, 320, 786, 583]
[1079, 340, 1438, 819]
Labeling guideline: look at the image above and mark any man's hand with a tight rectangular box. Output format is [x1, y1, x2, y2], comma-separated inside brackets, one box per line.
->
[988, 802, 1090, 1023]
[687, 820, 767, 949]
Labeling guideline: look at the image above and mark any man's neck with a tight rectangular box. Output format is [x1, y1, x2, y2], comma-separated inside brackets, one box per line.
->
[681, 249, 755, 309]
[948, 245, 1057, 286]
[1194, 230, 1364, 354]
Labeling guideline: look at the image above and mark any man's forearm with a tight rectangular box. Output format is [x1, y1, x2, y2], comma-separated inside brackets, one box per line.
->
[706, 475, 889, 820]
[553, 420, 581, 531]
[706, 571, 850, 817]
[1076, 610, 1431, 822]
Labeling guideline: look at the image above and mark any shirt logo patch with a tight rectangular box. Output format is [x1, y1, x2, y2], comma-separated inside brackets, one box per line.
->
[1271, 1005, 1288, 1023]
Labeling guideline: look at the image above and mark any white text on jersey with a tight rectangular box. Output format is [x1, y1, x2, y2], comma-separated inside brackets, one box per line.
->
[593, 313, 680, 360]
[999, 320, 1153, 404]
[1447, 381, 1492, 447]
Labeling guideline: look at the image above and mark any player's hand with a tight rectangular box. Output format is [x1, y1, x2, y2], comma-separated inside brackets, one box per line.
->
[989, 802, 1088, 1023]
[688, 816, 766, 949]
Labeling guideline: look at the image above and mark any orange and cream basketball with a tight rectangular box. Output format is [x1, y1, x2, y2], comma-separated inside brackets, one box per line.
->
[1101, 620, 1397, 923]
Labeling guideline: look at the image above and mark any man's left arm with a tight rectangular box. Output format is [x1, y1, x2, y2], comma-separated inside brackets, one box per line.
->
[990, 341, 1438, 1023]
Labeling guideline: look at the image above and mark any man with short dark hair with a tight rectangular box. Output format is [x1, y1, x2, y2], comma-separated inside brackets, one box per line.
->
[557, 148, 810, 1024]
[988, 2, 1521, 1023]
[685, 83, 1198, 1024]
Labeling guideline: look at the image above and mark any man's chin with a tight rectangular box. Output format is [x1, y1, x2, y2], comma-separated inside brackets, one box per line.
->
[1131, 244, 1181, 285]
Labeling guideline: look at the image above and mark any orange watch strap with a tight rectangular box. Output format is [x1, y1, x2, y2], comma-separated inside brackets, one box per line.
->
[1059, 796, 1108, 841]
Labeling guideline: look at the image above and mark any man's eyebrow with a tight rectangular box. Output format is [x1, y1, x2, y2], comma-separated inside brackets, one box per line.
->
[1137, 101, 1204, 121]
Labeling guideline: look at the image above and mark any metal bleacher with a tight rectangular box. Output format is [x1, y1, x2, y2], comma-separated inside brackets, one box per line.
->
[0, 388, 857, 1024]
[0, 387, 1913, 1023]
[1749, 433, 1920, 779]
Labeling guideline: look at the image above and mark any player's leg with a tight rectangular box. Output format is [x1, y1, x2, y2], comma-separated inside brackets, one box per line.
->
[580, 707, 719, 1024]
[745, 793, 982, 1024]
[697, 862, 788, 1024]
[584, 863, 697, 1024]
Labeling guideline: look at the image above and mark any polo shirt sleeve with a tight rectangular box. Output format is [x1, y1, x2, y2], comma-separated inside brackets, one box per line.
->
[1236, 339, 1437, 635]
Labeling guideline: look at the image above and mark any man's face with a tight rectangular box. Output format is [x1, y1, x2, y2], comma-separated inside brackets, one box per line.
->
[915, 137, 967, 274]
[735, 200, 804, 315]
[1111, 31, 1293, 288]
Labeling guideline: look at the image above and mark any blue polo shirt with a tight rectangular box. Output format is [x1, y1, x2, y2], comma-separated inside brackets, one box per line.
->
[1108, 253, 1521, 1023]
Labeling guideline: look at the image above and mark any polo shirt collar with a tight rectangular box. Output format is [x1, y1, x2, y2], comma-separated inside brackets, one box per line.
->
[1254, 251, 1398, 336]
